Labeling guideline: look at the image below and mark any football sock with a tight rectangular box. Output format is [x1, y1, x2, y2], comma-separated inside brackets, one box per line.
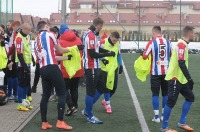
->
[162, 96, 168, 108]
[105, 100, 111, 107]
[162, 96, 168, 117]
[179, 101, 192, 124]
[152, 96, 159, 119]
[104, 92, 110, 101]
[17, 86, 23, 103]
[13, 77, 18, 96]
[162, 105, 172, 129]
[93, 90, 102, 104]
[85, 95, 94, 118]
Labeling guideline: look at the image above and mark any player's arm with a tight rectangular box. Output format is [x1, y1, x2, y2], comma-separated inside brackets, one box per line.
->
[16, 37, 29, 71]
[142, 41, 152, 60]
[177, 43, 192, 81]
[49, 32, 70, 54]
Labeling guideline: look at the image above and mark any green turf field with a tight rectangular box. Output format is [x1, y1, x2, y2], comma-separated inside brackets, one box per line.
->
[22, 54, 200, 132]
[123, 53, 200, 132]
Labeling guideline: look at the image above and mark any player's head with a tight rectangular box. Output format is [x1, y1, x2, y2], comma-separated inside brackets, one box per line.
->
[182, 26, 195, 42]
[93, 17, 104, 32]
[7, 20, 14, 31]
[110, 31, 120, 44]
[37, 21, 49, 31]
[11, 21, 21, 32]
[152, 26, 161, 37]
[22, 23, 31, 35]
[50, 27, 59, 39]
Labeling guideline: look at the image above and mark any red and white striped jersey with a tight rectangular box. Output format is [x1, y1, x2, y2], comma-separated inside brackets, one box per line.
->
[35, 31, 58, 68]
[83, 30, 100, 69]
[143, 36, 171, 75]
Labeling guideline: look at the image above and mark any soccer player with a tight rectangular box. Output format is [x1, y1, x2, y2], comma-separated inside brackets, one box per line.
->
[92, 31, 123, 114]
[161, 26, 195, 132]
[35, 21, 83, 130]
[15, 23, 32, 111]
[58, 24, 84, 116]
[82, 17, 115, 124]
[142, 26, 171, 123]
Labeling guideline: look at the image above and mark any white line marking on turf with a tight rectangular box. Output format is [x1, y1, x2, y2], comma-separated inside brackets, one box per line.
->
[123, 62, 150, 132]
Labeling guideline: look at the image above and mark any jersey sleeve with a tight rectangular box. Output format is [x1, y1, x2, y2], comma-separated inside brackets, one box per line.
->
[142, 40, 152, 59]
[177, 42, 186, 60]
[15, 37, 23, 54]
[87, 32, 95, 49]
[99, 39, 105, 48]
[49, 32, 58, 45]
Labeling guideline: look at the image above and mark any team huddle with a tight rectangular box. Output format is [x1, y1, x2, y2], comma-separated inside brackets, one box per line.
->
[0, 17, 123, 130]
[0, 17, 195, 132]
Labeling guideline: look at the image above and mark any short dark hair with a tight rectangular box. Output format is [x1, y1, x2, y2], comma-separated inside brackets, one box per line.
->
[93, 17, 104, 26]
[0, 24, 5, 30]
[182, 26, 195, 37]
[152, 25, 161, 34]
[50, 27, 58, 34]
[111, 31, 120, 39]
[37, 21, 47, 31]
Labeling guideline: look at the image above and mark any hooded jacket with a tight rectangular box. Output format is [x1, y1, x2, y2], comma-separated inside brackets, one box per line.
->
[59, 30, 84, 78]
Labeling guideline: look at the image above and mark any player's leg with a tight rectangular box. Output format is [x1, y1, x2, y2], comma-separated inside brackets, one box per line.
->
[177, 84, 194, 131]
[151, 75, 161, 123]
[161, 75, 168, 121]
[161, 80, 181, 131]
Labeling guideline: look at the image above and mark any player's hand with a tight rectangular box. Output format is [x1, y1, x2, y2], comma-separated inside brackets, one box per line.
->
[106, 51, 115, 57]
[119, 65, 123, 74]
[101, 59, 109, 66]
[68, 55, 73, 60]
[77, 45, 84, 50]
[188, 79, 194, 90]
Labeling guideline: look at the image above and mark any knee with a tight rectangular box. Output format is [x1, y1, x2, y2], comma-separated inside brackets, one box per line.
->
[166, 97, 176, 108]
[186, 95, 195, 103]
[87, 89, 96, 97]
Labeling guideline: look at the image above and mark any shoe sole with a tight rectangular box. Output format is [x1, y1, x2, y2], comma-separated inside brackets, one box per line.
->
[177, 126, 194, 132]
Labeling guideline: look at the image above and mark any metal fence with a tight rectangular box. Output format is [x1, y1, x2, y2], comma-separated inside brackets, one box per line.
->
[0, 0, 13, 25]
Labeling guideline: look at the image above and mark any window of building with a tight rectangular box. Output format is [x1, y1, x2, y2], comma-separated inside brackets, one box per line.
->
[187, 21, 192, 24]
[88, 20, 93, 23]
[189, 5, 193, 9]
[121, 20, 126, 23]
[176, 21, 180, 24]
[66, 20, 71, 23]
[154, 21, 159, 23]
[165, 21, 170, 24]
[80, 4, 92, 9]
[110, 20, 115, 23]
[77, 20, 82, 23]
[55, 20, 60, 23]
[143, 20, 148, 23]
[132, 20, 137, 23]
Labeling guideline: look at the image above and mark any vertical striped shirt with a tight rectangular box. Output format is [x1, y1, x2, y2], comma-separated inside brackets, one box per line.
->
[144, 36, 171, 75]
[35, 31, 58, 68]
[83, 30, 100, 69]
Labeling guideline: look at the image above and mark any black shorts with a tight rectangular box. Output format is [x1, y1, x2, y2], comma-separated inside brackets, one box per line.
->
[85, 68, 101, 96]
[167, 80, 194, 108]
[18, 67, 30, 87]
[150, 75, 168, 96]
[97, 68, 118, 93]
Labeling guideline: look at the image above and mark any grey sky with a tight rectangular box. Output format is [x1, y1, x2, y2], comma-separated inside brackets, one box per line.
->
[2, 0, 70, 18]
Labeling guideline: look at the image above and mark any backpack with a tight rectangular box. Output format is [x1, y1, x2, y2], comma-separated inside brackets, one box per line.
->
[0, 86, 8, 106]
